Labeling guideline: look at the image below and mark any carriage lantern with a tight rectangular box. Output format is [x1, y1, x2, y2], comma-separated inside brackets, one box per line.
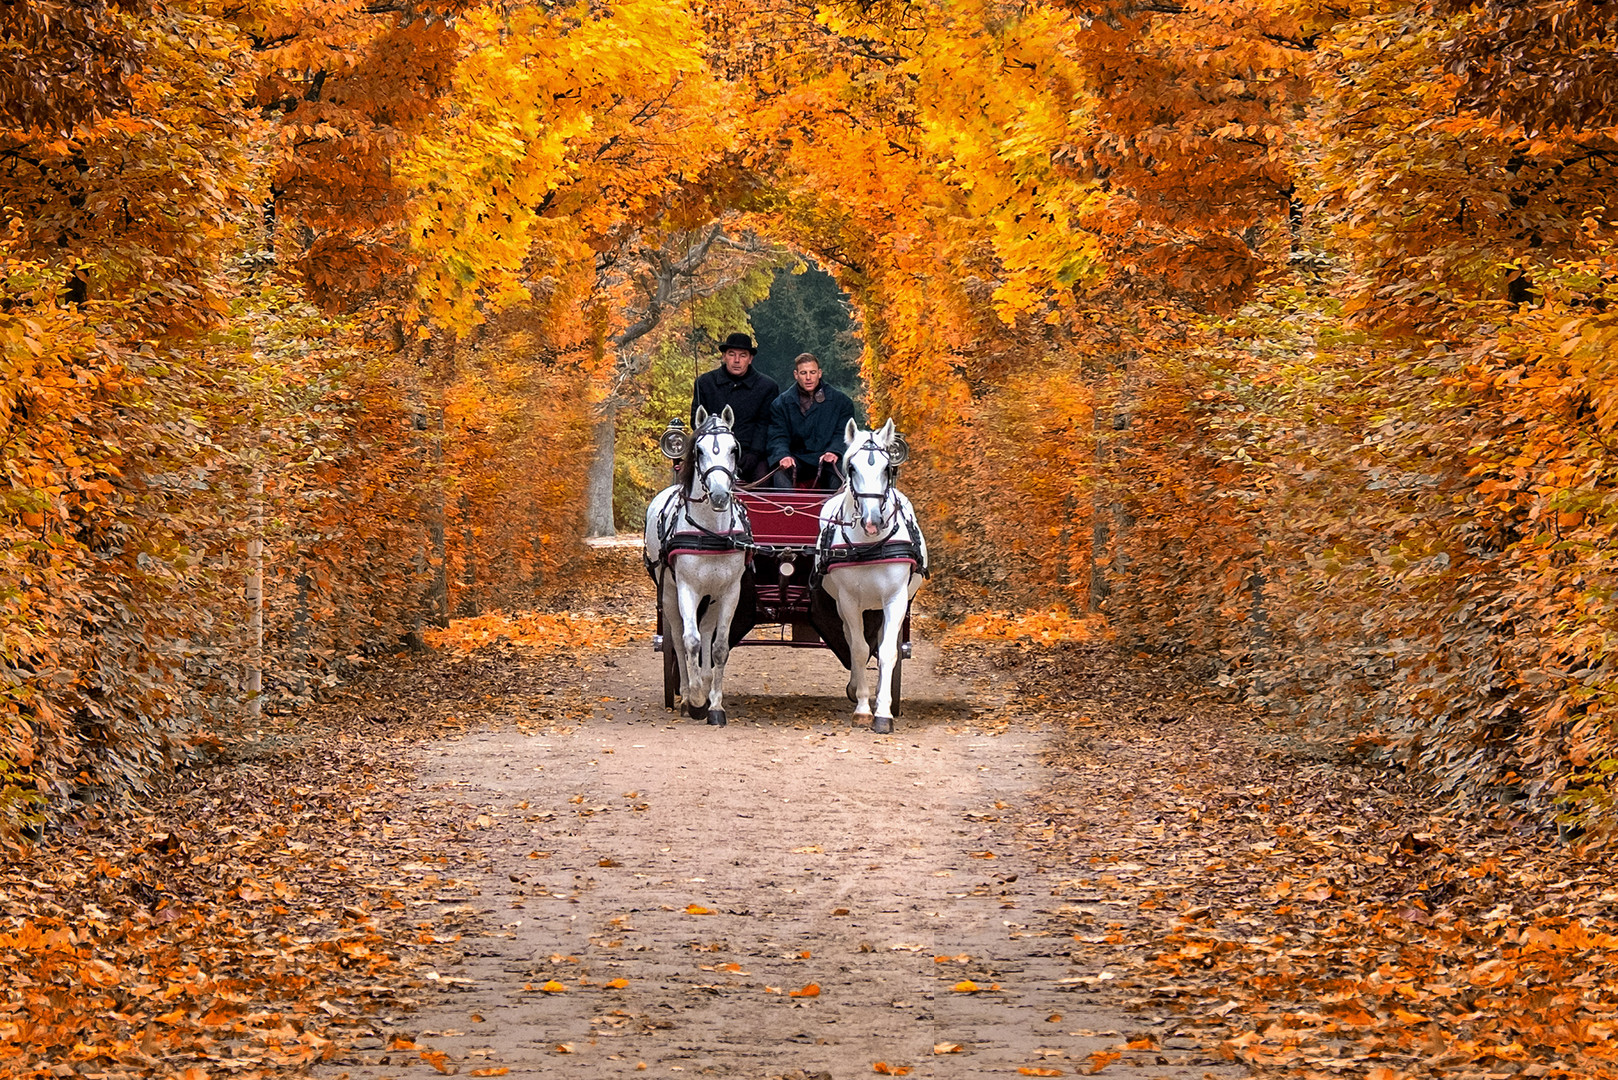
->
[659, 417, 689, 459]
[888, 430, 910, 466]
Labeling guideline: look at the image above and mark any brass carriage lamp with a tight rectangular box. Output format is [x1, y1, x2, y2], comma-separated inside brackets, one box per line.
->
[659, 417, 688, 459]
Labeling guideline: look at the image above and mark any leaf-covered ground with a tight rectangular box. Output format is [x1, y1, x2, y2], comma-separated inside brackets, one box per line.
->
[988, 643, 1618, 1080]
[0, 705, 488, 1080]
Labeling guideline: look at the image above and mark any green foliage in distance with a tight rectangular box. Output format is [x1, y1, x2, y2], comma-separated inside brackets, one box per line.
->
[748, 262, 864, 407]
[613, 260, 783, 525]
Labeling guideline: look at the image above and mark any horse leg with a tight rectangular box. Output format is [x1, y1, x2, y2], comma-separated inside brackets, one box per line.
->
[662, 574, 692, 711]
[871, 591, 909, 733]
[839, 589, 873, 722]
[705, 576, 742, 727]
[676, 582, 709, 718]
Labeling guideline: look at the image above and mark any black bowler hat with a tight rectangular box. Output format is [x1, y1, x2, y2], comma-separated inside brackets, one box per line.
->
[719, 332, 757, 354]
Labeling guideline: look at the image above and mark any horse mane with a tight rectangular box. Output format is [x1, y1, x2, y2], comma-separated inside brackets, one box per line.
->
[679, 449, 698, 497]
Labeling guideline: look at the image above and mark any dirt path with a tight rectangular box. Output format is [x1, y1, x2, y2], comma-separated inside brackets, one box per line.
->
[322, 636, 1240, 1079]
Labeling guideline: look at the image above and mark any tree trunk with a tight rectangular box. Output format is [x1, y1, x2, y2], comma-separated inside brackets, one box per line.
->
[584, 399, 618, 538]
[245, 466, 265, 720]
[1088, 417, 1111, 614]
[291, 554, 312, 698]
[458, 487, 478, 616]
[427, 403, 449, 627]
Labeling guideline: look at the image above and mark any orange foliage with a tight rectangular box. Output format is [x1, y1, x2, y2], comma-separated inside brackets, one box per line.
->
[946, 611, 1104, 646]
[6, 0, 1618, 843]
[424, 611, 648, 654]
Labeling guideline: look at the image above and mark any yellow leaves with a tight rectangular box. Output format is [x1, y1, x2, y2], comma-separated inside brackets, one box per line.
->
[685, 904, 715, 915]
[538, 980, 568, 993]
[951, 980, 983, 992]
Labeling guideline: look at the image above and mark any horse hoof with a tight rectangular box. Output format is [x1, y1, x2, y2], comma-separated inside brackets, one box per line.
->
[707, 709, 727, 727]
[687, 700, 710, 720]
[853, 710, 873, 727]
[871, 716, 893, 734]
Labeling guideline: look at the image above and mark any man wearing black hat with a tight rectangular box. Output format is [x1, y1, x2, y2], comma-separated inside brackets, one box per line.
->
[690, 332, 779, 484]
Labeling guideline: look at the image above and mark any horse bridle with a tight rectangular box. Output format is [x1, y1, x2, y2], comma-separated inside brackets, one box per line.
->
[690, 419, 739, 499]
[846, 435, 894, 515]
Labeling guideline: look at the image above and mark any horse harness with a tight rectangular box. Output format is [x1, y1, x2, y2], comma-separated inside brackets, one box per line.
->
[648, 417, 755, 576]
[814, 436, 928, 584]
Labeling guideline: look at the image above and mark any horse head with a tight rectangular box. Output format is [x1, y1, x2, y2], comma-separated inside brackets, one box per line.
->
[842, 417, 896, 537]
[691, 405, 739, 511]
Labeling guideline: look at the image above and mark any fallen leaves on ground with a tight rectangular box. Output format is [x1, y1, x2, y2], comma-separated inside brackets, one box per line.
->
[789, 982, 821, 997]
[0, 700, 473, 1080]
[873, 1063, 911, 1075]
[934, 1042, 964, 1054]
[1082, 1050, 1119, 1074]
[1004, 638, 1618, 1080]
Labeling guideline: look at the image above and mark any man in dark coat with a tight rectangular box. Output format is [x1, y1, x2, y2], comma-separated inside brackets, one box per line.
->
[767, 353, 858, 490]
[690, 332, 778, 484]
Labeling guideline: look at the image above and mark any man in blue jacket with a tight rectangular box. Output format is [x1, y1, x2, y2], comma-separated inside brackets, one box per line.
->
[767, 353, 858, 490]
[691, 332, 778, 483]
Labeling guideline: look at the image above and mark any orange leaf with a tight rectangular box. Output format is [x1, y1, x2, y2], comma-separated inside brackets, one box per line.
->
[873, 1064, 912, 1075]
[606, 978, 629, 989]
[1086, 1050, 1121, 1074]
[420, 1049, 453, 1074]
[538, 980, 567, 993]
[934, 1042, 964, 1054]
[470, 1070, 510, 1077]
[1019, 1069, 1064, 1077]
[686, 904, 714, 915]
[952, 980, 982, 992]
[790, 983, 821, 998]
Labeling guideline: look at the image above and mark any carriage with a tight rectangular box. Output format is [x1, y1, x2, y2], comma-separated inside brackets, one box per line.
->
[649, 419, 914, 718]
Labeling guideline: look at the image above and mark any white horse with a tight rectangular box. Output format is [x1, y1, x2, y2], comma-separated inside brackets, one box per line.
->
[816, 419, 927, 734]
[644, 406, 750, 727]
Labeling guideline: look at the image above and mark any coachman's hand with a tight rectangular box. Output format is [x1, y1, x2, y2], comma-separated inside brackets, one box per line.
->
[820, 452, 839, 463]
[780, 457, 795, 469]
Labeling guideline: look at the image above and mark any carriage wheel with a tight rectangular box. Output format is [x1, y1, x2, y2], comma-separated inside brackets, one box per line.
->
[662, 635, 679, 709]
[889, 655, 903, 717]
